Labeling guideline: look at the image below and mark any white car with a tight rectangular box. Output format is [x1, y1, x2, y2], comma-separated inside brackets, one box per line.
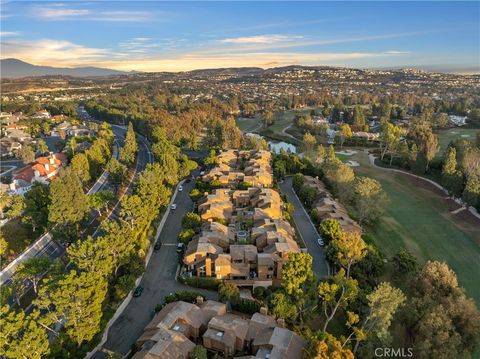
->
[317, 238, 324, 246]
[171, 204, 177, 210]
[178, 185, 183, 192]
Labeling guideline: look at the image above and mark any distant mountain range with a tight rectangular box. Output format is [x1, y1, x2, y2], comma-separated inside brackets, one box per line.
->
[0, 58, 131, 78]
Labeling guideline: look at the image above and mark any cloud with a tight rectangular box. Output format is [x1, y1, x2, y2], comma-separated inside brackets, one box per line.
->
[385, 50, 410, 54]
[36, 7, 91, 19]
[33, 5, 152, 22]
[1, 39, 110, 66]
[219, 34, 303, 44]
[0, 31, 20, 37]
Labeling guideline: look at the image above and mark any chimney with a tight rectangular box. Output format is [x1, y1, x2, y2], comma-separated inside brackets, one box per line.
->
[49, 156, 55, 165]
[196, 296, 204, 305]
[259, 306, 268, 315]
[276, 318, 285, 328]
[45, 164, 49, 171]
[34, 170, 40, 178]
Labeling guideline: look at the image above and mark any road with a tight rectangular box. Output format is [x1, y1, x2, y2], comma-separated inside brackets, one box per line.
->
[279, 176, 329, 278]
[94, 174, 217, 357]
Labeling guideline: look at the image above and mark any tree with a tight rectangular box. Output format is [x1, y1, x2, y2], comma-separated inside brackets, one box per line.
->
[204, 149, 219, 167]
[441, 147, 464, 198]
[302, 132, 317, 157]
[298, 185, 318, 208]
[119, 122, 138, 166]
[106, 158, 128, 192]
[16, 256, 51, 294]
[315, 145, 325, 163]
[352, 105, 366, 131]
[391, 249, 417, 275]
[328, 231, 367, 277]
[463, 174, 480, 208]
[407, 261, 480, 358]
[190, 345, 207, 359]
[379, 122, 402, 162]
[35, 270, 108, 347]
[16, 145, 35, 164]
[37, 139, 49, 155]
[351, 177, 389, 224]
[71, 153, 90, 183]
[292, 173, 305, 192]
[304, 332, 354, 359]
[319, 219, 343, 244]
[5, 195, 24, 219]
[218, 282, 239, 303]
[182, 212, 202, 229]
[271, 291, 297, 320]
[0, 234, 7, 259]
[352, 283, 406, 353]
[318, 268, 359, 331]
[48, 170, 90, 231]
[68, 236, 115, 277]
[22, 183, 50, 233]
[408, 121, 439, 172]
[189, 188, 203, 202]
[262, 110, 274, 128]
[338, 123, 352, 147]
[98, 122, 113, 142]
[281, 253, 315, 322]
[0, 306, 50, 359]
[88, 190, 115, 216]
[461, 147, 480, 178]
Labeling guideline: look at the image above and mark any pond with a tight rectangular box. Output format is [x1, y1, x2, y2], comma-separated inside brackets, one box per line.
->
[246, 133, 297, 154]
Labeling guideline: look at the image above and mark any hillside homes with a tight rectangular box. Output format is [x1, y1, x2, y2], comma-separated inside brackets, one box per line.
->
[9, 153, 68, 195]
[133, 298, 307, 359]
[304, 176, 362, 235]
[184, 150, 301, 288]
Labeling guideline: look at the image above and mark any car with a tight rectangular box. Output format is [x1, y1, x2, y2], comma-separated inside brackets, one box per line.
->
[185, 178, 191, 183]
[154, 242, 162, 250]
[133, 286, 143, 297]
[178, 185, 183, 191]
[200, 171, 205, 175]
[317, 238, 324, 246]
[176, 243, 185, 254]
[171, 204, 177, 210]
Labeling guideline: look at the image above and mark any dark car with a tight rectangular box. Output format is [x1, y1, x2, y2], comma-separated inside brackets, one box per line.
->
[176, 243, 185, 254]
[154, 242, 162, 250]
[133, 286, 143, 297]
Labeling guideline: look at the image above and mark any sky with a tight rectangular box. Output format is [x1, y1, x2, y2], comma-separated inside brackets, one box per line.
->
[1, 1, 479, 73]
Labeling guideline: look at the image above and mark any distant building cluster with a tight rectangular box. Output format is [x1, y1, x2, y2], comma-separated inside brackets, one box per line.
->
[133, 298, 307, 359]
[184, 150, 301, 288]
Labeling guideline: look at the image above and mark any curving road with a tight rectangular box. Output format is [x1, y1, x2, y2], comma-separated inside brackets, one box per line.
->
[279, 176, 329, 278]
[92, 172, 217, 358]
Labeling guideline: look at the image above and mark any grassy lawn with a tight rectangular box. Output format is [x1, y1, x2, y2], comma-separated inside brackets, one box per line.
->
[348, 150, 480, 304]
[236, 115, 262, 132]
[435, 127, 479, 157]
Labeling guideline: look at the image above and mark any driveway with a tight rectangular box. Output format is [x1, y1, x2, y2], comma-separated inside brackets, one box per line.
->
[279, 176, 329, 278]
[96, 176, 217, 357]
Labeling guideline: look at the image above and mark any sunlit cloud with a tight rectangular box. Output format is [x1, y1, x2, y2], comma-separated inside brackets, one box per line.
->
[385, 50, 410, 54]
[219, 34, 303, 44]
[33, 5, 152, 22]
[1, 39, 110, 66]
[37, 7, 91, 19]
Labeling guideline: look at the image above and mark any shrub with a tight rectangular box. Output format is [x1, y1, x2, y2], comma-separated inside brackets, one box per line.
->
[253, 286, 265, 299]
[232, 298, 261, 315]
[164, 290, 205, 304]
[178, 229, 196, 244]
[189, 188, 203, 202]
[182, 212, 202, 229]
[180, 276, 221, 290]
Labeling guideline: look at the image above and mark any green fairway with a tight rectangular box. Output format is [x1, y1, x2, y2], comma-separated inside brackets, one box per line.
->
[435, 128, 479, 156]
[236, 115, 262, 132]
[350, 150, 480, 304]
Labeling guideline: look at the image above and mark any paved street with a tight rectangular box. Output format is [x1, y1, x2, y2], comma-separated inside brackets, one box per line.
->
[279, 176, 329, 278]
[96, 175, 217, 357]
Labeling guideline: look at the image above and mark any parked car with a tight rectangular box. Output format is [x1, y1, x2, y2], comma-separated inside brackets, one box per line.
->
[176, 243, 185, 254]
[317, 238, 324, 246]
[133, 286, 143, 297]
[171, 204, 177, 210]
[154, 242, 162, 250]
[178, 185, 183, 192]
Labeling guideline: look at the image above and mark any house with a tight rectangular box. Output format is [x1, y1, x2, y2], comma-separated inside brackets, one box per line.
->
[198, 189, 234, 222]
[304, 176, 362, 235]
[5, 127, 31, 142]
[134, 299, 308, 359]
[0, 138, 22, 157]
[33, 110, 51, 119]
[10, 153, 68, 195]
